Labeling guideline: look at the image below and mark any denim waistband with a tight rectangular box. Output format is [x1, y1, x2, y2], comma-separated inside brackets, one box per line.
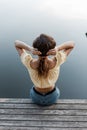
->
[33, 87, 56, 96]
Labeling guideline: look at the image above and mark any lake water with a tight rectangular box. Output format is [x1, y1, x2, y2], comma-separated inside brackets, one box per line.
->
[0, 0, 87, 98]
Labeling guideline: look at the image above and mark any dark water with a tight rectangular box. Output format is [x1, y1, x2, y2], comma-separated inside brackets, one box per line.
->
[0, 0, 87, 98]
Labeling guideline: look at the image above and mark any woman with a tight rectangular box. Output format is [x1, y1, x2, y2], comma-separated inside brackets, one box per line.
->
[15, 34, 75, 106]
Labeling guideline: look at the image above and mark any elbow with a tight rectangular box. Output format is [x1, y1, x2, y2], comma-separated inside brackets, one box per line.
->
[70, 41, 75, 49]
[14, 40, 20, 47]
[72, 43, 75, 49]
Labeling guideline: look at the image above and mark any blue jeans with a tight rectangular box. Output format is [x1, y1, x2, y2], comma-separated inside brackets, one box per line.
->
[30, 86, 60, 106]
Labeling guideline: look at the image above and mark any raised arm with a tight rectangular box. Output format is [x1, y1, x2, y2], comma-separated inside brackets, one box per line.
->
[47, 41, 75, 56]
[57, 41, 75, 56]
[15, 40, 41, 56]
[15, 40, 32, 56]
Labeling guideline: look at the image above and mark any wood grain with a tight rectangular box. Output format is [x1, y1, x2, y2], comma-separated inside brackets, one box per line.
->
[0, 99, 87, 129]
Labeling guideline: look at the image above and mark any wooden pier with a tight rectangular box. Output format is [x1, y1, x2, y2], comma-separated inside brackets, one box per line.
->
[0, 98, 87, 130]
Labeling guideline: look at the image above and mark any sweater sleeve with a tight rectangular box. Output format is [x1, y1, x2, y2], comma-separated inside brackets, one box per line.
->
[55, 51, 67, 66]
[20, 49, 32, 68]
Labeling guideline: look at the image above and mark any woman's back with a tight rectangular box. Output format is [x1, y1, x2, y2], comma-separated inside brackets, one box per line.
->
[20, 50, 67, 88]
[30, 57, 56, 70]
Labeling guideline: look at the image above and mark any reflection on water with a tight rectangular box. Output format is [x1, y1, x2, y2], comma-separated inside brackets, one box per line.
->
[0, 0, 87, 98]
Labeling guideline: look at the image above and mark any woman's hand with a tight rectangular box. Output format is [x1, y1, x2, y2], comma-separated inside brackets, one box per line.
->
[46, 47, 57, 56]
[31, 48, 42, 55]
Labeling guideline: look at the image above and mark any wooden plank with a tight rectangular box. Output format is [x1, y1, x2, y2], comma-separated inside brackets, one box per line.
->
[0, 98, 87, 104]
[0, 115, 87, 121]
[0, 120, 87, 127]
[1, 103, 87, 110]
[0, 109, 87, 115]
[0, 127, 87, 130]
